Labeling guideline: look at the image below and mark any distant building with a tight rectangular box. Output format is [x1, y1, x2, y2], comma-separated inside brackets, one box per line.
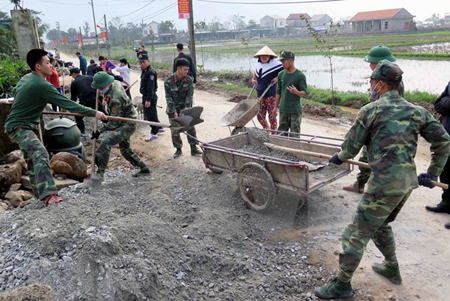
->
[445, 13, 450, 24]
[286, 13, 311, 28]
[345, 8, 415, 33]
[310, 14, 332, 27]
[143, 21, 159, 36]
[260, 15, 286, 30]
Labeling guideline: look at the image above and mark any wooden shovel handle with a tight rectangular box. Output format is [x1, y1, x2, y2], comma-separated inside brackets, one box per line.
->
[42, 111, 171, 128]
[264, 143, 448, 190]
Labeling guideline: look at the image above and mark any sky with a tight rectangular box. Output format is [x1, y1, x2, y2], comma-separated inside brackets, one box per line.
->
[0, 0, 448, 33]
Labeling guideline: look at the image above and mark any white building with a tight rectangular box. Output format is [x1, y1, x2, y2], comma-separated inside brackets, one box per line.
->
[143, 21, 159, 36]
[260, 15, 286, 30]
[310, 14, 332, 27]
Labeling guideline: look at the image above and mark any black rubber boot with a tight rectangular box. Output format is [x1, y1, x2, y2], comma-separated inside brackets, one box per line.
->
[174, 148, 182, 158]
[133, 166, 151, 177]
[425, 204, 450, 214]
[190, 145, 202, 156]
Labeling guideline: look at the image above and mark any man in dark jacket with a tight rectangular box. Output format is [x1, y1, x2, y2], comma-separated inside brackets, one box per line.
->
[139, 54, 161, 141]
[173, 43, 196, 83]
[428, 81, 450, 229]
[76, 52, 87, 75]
[87, 59, 97, 76]
[70, 68, 105, 133]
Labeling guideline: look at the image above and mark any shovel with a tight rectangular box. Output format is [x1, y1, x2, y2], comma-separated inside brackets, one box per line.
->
[42, 111, 197, 129]
[264, 143, 448, 190]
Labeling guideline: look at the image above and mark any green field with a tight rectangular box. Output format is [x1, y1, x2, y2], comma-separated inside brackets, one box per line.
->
[100, 30, 450, 62]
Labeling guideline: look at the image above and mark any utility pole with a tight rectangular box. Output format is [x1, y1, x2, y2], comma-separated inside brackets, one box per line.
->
[104, 14, 111, 58]
[79, 26, 84, 52]
[187, 0, 197, 72]
[88, 0, 100, 57]
[56, 21, 61, 48]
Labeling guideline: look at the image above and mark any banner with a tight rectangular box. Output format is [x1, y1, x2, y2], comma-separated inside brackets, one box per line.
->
[101, 32, 107, 40]
[63, 36, 68, 45]
[178, 0, 190, 19]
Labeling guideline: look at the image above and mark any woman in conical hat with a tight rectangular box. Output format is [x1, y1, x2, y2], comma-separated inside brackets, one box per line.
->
[252, 46, 283, 131]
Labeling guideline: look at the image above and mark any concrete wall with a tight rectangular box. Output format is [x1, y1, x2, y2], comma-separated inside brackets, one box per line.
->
[10, 9, 40, 60]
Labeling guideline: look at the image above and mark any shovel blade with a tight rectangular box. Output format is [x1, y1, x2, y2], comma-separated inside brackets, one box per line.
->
[170, 115, 194, 127]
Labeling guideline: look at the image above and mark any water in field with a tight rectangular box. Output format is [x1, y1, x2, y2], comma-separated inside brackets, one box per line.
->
[152, 52, 449, 94]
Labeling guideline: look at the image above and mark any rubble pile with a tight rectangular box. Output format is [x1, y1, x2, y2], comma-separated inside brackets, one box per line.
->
[0, 165, 335, 300]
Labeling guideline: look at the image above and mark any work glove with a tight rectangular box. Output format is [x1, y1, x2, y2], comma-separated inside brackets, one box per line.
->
[417, 172, 437, 188]
[329, 152, 343, 165]
[91, 130, 101, 140]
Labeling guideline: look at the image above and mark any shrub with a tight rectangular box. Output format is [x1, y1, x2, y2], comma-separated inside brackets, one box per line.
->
[0, 56, 29, 98]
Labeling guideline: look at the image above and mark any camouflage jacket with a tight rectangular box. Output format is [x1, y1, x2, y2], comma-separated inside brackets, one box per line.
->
[338, 91, 450, 196]
[99, 81, 136, 133]
[164, 73, 193, 114]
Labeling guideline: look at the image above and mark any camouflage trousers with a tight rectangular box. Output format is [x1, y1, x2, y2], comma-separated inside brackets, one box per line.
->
[355, 146, 371, 188]
[338, 190, 412, 282]
[167, 112, 198, 149]
[257, 97, 277, 130]
[7, 127, 58, 200]
[278, 112, 301, 136]
[95, 124, 147, 174]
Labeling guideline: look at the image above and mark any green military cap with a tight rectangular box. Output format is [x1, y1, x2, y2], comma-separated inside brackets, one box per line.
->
[365, 46, 396, 63]
[370, 60, 403, 83]
[91, 71, 114, 89]
[138, 54, 149, 62]
[279, 50, 295, 60]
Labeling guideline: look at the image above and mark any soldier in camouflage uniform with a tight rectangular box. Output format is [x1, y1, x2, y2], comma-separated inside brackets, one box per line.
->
[5, 49, 107, 205]
[165, 58, 202, 158]
[315, 61, 450, 299]
[344, 46, 405, 194]
[90, 72, 150, 181]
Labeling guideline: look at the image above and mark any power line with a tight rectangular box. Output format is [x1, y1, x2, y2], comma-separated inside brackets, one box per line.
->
[197, 0, 343, 4]
[118, 0, 154, 18]
[141, 1, 177, 22]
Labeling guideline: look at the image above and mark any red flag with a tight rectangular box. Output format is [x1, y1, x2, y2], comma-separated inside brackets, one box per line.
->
[64, 36, 68, 45]
[96, 24, 103, 30]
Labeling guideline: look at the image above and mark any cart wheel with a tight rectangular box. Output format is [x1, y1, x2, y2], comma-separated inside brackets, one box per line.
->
[238, 162, 275, 212]
[231, 127, 245, 135]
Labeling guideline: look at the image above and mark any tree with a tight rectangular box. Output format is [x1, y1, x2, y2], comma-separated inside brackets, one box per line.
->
[247, 19, 257, 29]
[302, 16, 340, 105]
[158, 20, 176, 34]
[46, 29, 60, 42]
[208, 16, 224, 32]
[29, 10, 48, 38]
[67, 27, 78, 40]
[194, 21, 207, 71]
[240, 34, 251, 74]
[0, 11, 9, 20]
[230, 14, 246, 30]
[83, 21, 91, 37]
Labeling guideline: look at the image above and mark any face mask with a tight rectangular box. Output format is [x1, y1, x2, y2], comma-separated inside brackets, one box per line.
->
[369, 81, 381, 101]
[100, 86, 110, 94]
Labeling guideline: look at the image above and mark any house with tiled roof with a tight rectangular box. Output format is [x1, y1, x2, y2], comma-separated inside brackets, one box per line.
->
[260, 15, 286, 30]
[345, 8, 415, 33]
[286, 13, 311, 28]
[310, 14, 332, 27]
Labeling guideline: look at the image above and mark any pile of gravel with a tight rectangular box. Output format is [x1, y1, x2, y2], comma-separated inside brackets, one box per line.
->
[0, 163, 334, 300]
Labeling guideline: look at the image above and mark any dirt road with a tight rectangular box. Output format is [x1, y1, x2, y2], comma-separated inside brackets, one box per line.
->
[4, 53, 447, 300]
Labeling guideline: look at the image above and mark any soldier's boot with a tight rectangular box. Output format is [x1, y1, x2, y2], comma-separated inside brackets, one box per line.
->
[315, 277, 353, 299]
[445, 222, 450, 229]
[174, 148, 182, 158]
[133, 166, 151, 177]
[372, 262, 402, 285]
[190, 145, 203, 156]
[343, 181, 364, 193]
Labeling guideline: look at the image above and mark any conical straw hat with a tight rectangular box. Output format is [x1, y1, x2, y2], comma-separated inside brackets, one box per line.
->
[254, 46, 277, 58]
